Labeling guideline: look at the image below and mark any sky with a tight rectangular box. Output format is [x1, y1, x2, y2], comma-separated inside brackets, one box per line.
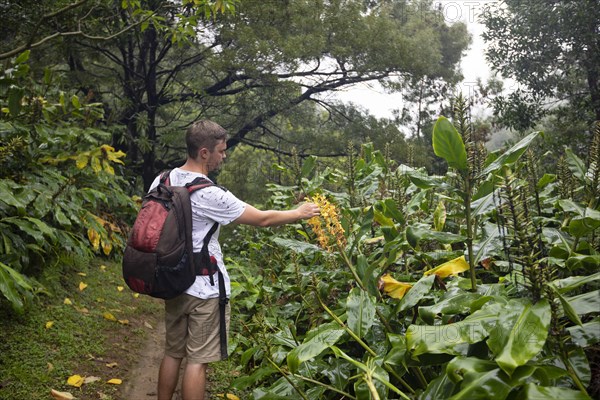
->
[333, 1, 496, 119]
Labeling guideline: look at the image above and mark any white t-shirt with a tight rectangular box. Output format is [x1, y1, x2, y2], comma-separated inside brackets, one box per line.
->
[149, 168, 246, 299]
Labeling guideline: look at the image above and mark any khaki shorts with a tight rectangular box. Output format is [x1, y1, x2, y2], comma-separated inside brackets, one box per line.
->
[164, 294, 230, 364]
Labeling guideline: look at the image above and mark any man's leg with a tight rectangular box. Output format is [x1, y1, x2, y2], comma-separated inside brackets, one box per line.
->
[181, 362, 208, 400]
[157, 354, 183, 400]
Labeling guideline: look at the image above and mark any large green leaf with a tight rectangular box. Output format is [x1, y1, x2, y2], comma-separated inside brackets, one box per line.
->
[564, 147, 587, 181]
[551, 272, 600, 293]
[301, 155, 317, 178]
[432, 116, 468, 171]
[397, 274, 435, 313]
[406, 224, 467, 249]
[514, 383, 592, 400]
[346, 287, 376, 339]
[564, 290, 600, 316]
[566, 255, 600, 270]
[407, 305, 499, 358]
[480, 131, 540, 176]
[548, 284, 583, 326]
[286, 326, 345, 373]
[0, 261, 33, 312]
[271, 237, 321, 254]
[567, 318, 600, 347]
[486, 299, 551, 376]
[420, 372, 456, 400]
[419, 292, 484, 324]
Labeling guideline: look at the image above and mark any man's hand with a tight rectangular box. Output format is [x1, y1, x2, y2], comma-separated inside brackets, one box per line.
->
[296, 202, 321, 220]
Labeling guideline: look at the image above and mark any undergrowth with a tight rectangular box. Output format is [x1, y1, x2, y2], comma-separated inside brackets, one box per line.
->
[0, 255, 162, 400]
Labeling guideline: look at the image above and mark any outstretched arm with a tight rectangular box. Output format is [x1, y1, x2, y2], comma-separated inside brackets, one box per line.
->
[234, 202, 320, 227]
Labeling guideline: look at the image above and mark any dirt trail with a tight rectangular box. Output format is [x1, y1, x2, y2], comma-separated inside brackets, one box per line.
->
[121, 319, 169, 400]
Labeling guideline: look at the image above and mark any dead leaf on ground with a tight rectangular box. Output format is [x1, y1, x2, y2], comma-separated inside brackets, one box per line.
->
[103, 312, 117, 322]
[50, 389, 76, 400]
[67, 374, 84, 388]
[79, 282, 88, 291]
[216, 394, 241, 400]
[84, 376, 101, 384]
[106, 378, 122, 385]
[105, 362, 118, 368]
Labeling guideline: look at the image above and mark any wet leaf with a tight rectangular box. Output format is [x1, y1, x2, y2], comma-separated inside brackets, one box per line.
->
[103, 312, 117, 321]
[84, 376, 101, 384]
[87, 228, 100, 250]
[216, 394, 241, 400]
[424, 256, 470, 279]
[379, 273, 412, 299]
[67, 374, 84, 387]
[50, 389, 76, 400]
[346, 288, 376, 338]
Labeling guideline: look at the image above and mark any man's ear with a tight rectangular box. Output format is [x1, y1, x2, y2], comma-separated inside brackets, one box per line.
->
[198, 147, 209, 159]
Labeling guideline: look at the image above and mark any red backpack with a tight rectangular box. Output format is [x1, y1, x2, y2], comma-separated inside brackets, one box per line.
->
[122, 170, 219, 299]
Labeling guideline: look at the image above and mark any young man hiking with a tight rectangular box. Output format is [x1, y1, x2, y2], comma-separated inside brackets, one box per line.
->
[153, 120, 320, 400]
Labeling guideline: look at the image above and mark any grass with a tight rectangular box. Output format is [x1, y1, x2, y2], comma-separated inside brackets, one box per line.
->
[0, 256, 162, 400]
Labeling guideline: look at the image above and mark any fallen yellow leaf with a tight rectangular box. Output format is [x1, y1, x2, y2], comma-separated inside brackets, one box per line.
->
[144, 321, 154, 329]
[424, 255, 470, 279]
[77, 272, 87, 276]
[79, 282, 88, 291]
[118, 319, 129, 325]
[67, 374, 85, 388]
[117, 286, 124, 292]
[84, 376, 101, 384]
[216, 394, 241, 400]
[379, 274, 412, 299]
[50, 389, 76, 400]
[47, 362, 54, 372]
[105, 362, 118, 368]
[133, 293, 139, 298]
[63, 298, 72, 305]
[100, 265, 107, 271]
[103, 312, 117, 322]
[46, 321, 54, 329]
[106, 378, 122, 385]
[76, 307, 89, 314]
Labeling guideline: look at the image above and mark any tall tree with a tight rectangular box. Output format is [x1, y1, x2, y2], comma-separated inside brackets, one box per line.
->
[481, 0, 600, 132]
[3, 0, 470, 190]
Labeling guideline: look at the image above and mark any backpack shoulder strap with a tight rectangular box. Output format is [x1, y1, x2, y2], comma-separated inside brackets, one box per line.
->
[159, 169, 173, 186]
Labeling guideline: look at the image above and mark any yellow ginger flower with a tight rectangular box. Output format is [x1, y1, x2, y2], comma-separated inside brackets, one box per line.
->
[307, 193, 346, 250]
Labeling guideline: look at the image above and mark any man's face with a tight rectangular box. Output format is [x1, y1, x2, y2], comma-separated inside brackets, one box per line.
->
[206, 140, 227, 172]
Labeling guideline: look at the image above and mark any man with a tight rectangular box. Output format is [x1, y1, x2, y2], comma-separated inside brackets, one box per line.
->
[153, 120, 320, 400]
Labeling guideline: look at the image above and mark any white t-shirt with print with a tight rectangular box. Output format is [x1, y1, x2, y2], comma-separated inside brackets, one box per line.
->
[149, 167, 246, 299]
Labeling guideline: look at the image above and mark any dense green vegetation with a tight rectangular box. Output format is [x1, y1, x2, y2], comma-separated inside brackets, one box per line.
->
[220, 104, 600, 398]
[1, 1, 599, 399]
